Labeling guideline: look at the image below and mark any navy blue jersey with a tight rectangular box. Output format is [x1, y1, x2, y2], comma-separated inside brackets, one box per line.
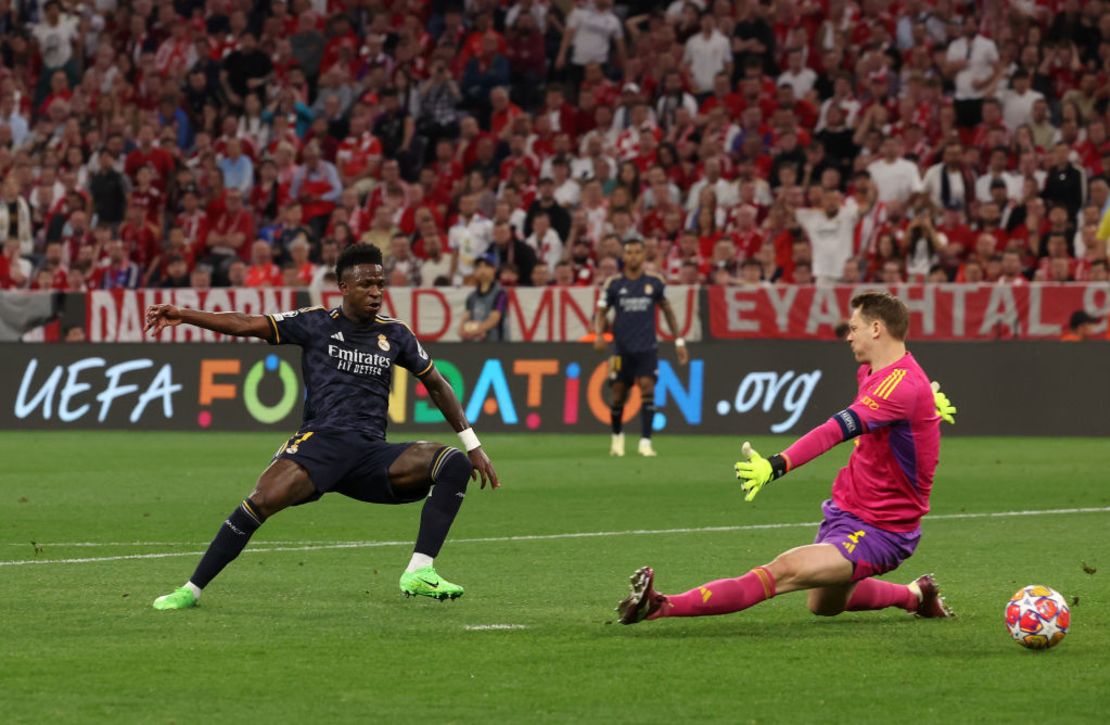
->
[599, 272, 666, 353]
[267, 307, 434, 439]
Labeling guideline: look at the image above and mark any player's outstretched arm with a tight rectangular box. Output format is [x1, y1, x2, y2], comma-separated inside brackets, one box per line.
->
[422, 366, 500, 489]
[734, 410, 863, 501]
[144, 304, 273, 341]
[659, 299, 688, 365]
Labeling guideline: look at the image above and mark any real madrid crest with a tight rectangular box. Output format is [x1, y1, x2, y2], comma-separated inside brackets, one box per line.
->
[377, 334, 390, 351]
[645, 283, 653, 295]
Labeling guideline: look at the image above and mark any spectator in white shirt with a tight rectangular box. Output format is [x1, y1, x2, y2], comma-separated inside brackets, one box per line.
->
[816, 72, 860, 130]
[448, 193, 494, 283]
[505, 0, 548, 35]
[556, 0, 626, 88]
[551, 159, 581, 208]
[0, 94, 29, 148]
[996, 69, 1044, 132]
[795, 189, 860, 284]
[683, 12, 732, 95]
[525, 212, 565, 273]
[944, 14, 1001, 127]
[867, 137, 924, 205]
[777, 49, 817, 99]
[922, 142, 972, 212]
[686, 157, 738, 212]
[976, 146, 1023, 203]
[310, 239, 340, 290]
[419, 232, 455, 286]
[31, 1, 80, 102]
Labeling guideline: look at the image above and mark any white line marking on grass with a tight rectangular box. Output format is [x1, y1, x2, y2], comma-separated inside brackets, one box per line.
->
[2, 505, 1108, 568]
[464, 624, 528, 631]
[1, 541, 365, 547]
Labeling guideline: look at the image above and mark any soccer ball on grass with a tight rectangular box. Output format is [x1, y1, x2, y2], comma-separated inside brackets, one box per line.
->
[1005, 585, 1070, 650]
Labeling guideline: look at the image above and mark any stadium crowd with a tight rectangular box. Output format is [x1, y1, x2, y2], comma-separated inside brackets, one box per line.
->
[0, 0, 1109, 294]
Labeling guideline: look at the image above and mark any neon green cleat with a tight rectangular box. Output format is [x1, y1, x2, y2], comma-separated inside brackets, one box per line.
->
[399, 566, 464, 601]
[152, 586, 198, 610]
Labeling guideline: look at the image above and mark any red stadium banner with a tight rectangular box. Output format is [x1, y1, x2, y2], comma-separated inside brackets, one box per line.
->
[708, 284, 1110, 341]
[87, 288, 298, 343]
[313, 285, 702, 343]
[87, 286, 702, 343]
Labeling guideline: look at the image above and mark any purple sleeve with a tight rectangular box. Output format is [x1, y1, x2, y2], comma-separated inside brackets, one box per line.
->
[494, 290, 509, 315]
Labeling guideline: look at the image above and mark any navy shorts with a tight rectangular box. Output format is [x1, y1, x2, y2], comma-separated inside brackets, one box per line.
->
[273, 430, 426, 505]
[609, 349, 658, 385]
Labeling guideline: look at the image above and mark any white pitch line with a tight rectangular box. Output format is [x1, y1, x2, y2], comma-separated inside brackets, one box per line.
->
[2, 505, 1108, 568]
[464, 624, 528, 631]
[1, 541, 371, 547]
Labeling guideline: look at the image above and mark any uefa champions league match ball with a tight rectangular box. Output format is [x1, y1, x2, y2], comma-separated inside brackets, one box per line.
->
[1005, 585, 1071, 650]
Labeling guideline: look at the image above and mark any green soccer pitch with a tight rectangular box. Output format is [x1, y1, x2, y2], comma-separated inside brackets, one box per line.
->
[2, 432, 1107, 723]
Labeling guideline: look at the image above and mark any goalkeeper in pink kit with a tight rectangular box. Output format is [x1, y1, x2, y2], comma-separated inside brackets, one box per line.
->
[617, 292, 959, 624]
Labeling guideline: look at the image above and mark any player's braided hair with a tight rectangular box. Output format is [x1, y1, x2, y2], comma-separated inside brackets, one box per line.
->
[851, 291, 910, 341]
[336, 243, 384, 283]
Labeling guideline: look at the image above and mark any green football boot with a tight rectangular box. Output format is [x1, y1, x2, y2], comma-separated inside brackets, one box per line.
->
[152, 586, 198, 610]
[399, 566, 464, 601]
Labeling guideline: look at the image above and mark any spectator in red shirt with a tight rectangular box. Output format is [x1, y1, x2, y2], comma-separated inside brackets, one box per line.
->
[244, 240, 281, 287]
[505, 12, 547, 111]
[203, 188, 255, 277]
[125, 124, 175, 190]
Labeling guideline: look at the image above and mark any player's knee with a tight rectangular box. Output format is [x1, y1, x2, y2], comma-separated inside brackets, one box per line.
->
[806, 594, 845, 617]
[451, 447, 474, 478]
[247, 491, 280, 519]
[433, 446, 472, 486]
[765, 553, 798, 584]
[249, 475, 307, 518]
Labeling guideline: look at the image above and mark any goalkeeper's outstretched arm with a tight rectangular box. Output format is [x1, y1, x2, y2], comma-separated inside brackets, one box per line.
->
[735, 410, 863, 501]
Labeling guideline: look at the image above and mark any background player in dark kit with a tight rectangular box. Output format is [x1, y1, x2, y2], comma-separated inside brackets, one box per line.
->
[594, 238, 689, 458]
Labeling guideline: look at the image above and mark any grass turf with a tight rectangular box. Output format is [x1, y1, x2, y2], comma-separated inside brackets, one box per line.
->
[1, 432, 1108, 723]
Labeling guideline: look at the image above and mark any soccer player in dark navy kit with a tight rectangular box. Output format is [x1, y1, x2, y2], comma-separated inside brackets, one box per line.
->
[145, 244, 499, 609]
[593, 238, 689, 458]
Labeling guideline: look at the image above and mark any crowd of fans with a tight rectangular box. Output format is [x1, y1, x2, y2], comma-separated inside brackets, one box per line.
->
[0, 0, 1109, 294]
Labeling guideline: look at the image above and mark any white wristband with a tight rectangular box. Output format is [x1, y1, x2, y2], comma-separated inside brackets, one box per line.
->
[457, 427, 481, 452]
[675, 338, 687, 347]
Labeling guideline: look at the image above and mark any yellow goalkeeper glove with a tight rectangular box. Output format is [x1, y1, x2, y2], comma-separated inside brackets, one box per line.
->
[931, 381, 957, 425]
[734, 441, 785, 502]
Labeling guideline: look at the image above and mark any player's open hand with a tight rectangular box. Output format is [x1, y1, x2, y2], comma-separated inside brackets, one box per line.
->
[144, 304, 184, 337]
[468, 448, 500, 489]
[931, 381, 957, 425]
[735, 441, 773, 502]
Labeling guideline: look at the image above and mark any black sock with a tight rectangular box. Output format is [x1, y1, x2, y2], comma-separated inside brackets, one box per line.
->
[414, 448, 472, 558]
[189, 499, 265, 589]
[641, 402, 655, 439]
[610, 405, 624, 434]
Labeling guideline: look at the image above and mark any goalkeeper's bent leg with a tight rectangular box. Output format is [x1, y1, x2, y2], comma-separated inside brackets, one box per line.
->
[844, 578, 918, 613]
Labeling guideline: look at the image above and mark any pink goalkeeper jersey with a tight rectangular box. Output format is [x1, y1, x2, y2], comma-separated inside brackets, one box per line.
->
[833, 352, 940, 533]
